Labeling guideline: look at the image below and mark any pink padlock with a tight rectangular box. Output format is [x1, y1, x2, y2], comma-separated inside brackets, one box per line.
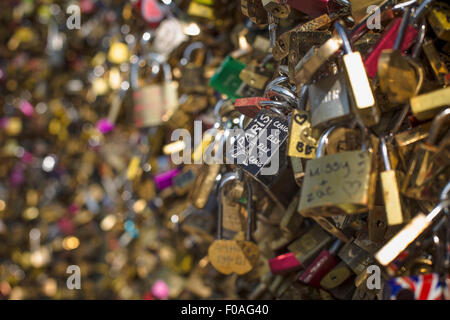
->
[268, 252, 302, 274]
[154, 168, 180, 191]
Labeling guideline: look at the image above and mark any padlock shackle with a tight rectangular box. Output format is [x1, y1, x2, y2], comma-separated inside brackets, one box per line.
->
[426, 200, 450, 224]
[264, 76, 290, 95]
[238, 114, 245, 130]
[393, 7, 412, 51]
[217, 172, 253, 241]
[258, 99, 290, 111]
[244, 177, 253, 242]
[411, 18, 426, 59]
[316, 125, 368, 158]
[268, 106, 285, 117]
[412, 0, 435, 23]
[316, 126, 337, 158]
[297, 85, 308, 111]
[213, 99, 235, 127]
[427, 108, 450, 145]
[265, 85, 299, 107]
[217, 172, 240, 240]
[334, 22, 352, 54]
[380, 138, 391, 171]
[130, 52, 170, 90]
[181, 41, 209, 66]
[278, 65, 289, 77]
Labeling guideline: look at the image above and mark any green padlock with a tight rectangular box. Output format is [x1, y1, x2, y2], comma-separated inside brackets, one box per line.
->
[209, 55, 246, 101]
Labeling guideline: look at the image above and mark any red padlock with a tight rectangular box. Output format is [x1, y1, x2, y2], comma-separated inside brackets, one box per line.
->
[234, 97, 269, 119]
[268, 252, 302, 274]
[298, 239, 343, 288]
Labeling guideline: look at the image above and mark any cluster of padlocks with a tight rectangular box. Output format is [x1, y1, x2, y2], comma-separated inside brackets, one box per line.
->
[0, 0, 449, 300]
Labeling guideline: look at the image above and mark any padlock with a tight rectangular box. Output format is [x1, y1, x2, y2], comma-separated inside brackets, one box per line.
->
[227, 106, 298, 210]
[294, 36, 342, 88]
[427, 1, 450, 41]
[380, 138, 408, 226]
[298, 239, 343, 288]
[288, 30, 332, 83]
[208, 173, 259, 275]
[394, 121, 431, 170]
[377, 7, 425, 105]
[376, 196, 450, 267]
[130, 53, 179, 128]
[220, 172, 247, 233]
[173, 167, 197, 196]
[239, 56, 273, 91]
[402, 109, 450, 201]
[268, 252, 302, 274]
[234, 97, 268, 119]
[338, 241, 373, 276]
[320, 261, 353, 290]
[188, 163, 222, 209]
[288, 98, 319, 159]
[273, 14, 333, 61]
[335, 21, 379, 127]
[287, 225, 333, 267]
[410, 87, 450, 121]
[364, 15, 418, 78]
[210, 55, 247, 101]
[179, 42, 209, 95]
[308, 72, 352, 129]
[423, 38, 450, 87]
[298, 125, 377, 217]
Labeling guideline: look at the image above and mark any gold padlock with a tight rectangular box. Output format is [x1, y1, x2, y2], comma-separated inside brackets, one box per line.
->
[298, 125, 377, 217]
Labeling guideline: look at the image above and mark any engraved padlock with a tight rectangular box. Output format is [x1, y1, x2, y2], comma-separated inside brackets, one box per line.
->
[298, 125, 377, 217]
[227, 101, 299, 210]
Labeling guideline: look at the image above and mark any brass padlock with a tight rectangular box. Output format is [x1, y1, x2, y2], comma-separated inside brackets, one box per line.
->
[208, 173, 259, 275]
[401, 108, 450, 202]
[335, 21, 379, 127]
[298, 125, 377, 217]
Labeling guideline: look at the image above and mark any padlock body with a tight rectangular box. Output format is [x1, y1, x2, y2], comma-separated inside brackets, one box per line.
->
[309, 73, 352, 128]
[298, 150, 373, 216]
[343, 51, 378, 126]
[380, 170, 404, 226]
[133, 85, 165, 128]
